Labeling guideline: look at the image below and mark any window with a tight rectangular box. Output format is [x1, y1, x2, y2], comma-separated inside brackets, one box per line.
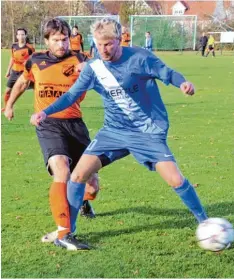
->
[173, 8, 185, 15]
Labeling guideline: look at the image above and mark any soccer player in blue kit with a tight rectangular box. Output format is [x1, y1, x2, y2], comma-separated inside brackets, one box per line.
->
[31, 18, 208, 249]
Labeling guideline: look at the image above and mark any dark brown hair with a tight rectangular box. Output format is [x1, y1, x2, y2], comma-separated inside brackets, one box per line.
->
[44, 18, 71, 39]
[16, 28, 27, 35]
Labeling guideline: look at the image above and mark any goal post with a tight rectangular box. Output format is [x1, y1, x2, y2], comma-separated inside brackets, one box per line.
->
[130, 15, 197, 51]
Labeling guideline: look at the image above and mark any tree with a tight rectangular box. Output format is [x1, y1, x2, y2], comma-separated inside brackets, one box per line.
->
[1, 1, 71, 48]
[119, 0, 153, 25]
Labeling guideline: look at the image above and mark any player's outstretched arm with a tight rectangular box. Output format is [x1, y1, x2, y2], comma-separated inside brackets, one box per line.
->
[30, 63, 95, 127]
[5, 57, 14, 78]
[145, 54, 195, 96]
[4, 75, 31, 120]
[30, 90, 83, 127]
[145, 54, 186, 88]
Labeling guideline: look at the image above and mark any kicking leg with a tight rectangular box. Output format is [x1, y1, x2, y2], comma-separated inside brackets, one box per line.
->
[68, 154, 102, 233]
[156, 161, 208, 223]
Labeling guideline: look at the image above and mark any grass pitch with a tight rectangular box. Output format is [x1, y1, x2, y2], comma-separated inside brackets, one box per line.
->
[1, 50, 234, 278]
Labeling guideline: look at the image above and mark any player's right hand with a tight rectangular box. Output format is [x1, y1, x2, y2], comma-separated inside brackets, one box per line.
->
[4, 107, 14, 120]
[30, 111, 47, 127]
[5, 72, 10, 78]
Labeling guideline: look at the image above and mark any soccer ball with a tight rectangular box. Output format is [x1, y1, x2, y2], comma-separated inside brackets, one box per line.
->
[196, 218, 234, 252]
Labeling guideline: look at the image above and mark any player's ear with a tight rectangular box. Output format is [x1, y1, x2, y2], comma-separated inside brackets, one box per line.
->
[44, 38, 49, 47]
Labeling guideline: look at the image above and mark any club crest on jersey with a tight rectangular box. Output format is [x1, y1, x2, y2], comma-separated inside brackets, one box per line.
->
[40, 61, 46, 66]
[62, 64, 75, 77]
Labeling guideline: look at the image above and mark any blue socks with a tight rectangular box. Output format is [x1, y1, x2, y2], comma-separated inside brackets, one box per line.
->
[173, 179, 208, 223]
[67, 180, 85, 233]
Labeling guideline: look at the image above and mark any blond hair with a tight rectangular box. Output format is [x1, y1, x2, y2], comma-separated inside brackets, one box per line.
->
[91, 18, 122, 40]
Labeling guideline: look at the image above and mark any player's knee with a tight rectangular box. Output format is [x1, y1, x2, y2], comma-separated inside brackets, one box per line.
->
[169, 174, 184, 188]
[53, 167, 70, 182]
[70, 170, 90, 183]
[49, 156, 70, 182]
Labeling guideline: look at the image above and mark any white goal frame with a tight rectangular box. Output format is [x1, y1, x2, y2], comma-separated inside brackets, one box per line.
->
[130, 14, 198, 50]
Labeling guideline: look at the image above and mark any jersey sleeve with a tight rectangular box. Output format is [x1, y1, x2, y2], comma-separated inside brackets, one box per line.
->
[80, 34, 83, 44]
[144, 54, 186, 88]
[127, 33, 131, 42]
[11, 44, 14, 58]
[78, 92, 86, 103]
[23, 58, 35, 82]
[29, 46, 35, 55]
[43, 63, 95, 116]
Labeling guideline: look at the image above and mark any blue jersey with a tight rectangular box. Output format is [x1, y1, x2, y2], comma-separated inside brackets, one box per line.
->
[44, 47, 185, 136]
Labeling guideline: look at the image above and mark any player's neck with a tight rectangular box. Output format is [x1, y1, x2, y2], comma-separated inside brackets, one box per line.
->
[18, 42, 26, 47]
[48, 50, 70, 60]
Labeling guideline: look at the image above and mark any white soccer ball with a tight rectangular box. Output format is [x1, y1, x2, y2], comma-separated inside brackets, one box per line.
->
[196, 218, 234, 252]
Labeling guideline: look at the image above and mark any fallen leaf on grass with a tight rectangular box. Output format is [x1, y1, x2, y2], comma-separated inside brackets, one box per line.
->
[49, 251, 56, 256]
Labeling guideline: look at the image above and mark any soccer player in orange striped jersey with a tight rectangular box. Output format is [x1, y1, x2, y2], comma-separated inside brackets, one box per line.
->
[2, 28, 35, 111]
[70, 25, 84, 53]
[4, 18, 99, 251]
[120, 26, 131, 47]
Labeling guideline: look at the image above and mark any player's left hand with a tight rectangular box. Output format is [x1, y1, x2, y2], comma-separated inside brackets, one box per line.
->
[30, 111, 47, 127]
[180, 81, 195, 96]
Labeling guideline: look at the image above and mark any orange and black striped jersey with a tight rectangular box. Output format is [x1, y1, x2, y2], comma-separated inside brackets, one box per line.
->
[70, 33, 83, 51]
[11, 43, 35, 72]
[121, 32, 131, 47]
[23, 51, 86, 119]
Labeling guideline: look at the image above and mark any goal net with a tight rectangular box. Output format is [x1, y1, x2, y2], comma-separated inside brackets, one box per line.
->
[130, 15, 197, 51]
[58, 15, 120, 51]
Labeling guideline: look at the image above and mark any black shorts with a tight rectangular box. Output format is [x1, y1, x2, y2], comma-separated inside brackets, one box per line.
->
[7, 70, 23, 88]
[7, 69, 34, 89]
[208, 45, 214, 50]
[36, 117, 91, 175]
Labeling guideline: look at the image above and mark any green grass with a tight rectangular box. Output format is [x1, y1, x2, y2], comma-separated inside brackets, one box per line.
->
[1, 49, 234, 278]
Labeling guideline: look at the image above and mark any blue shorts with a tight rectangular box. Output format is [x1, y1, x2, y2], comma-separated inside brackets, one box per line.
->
[84, 127, 176, 171]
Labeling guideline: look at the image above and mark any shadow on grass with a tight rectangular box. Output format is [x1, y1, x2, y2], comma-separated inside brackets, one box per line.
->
[97, 201, 234, 219]
[84, 201, 234, 243]
[165, 101, 203, 107]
